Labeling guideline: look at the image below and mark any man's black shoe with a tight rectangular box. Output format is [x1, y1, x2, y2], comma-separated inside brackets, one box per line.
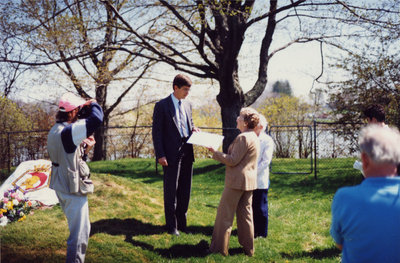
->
[178, 227, 190, 234]
[168, 229, 180, 236]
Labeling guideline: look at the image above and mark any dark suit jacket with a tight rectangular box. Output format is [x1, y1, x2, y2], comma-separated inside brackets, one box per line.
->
[152, 95, 195, 165]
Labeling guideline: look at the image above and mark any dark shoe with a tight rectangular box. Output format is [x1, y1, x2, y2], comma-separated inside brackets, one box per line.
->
[179, 228, 192, 234]
[177, 225, 186, 232]
[244, 248, 254, 257]
[168, 229, 180, 236]
[254, 233, 268, 239]
[205, 248, 213, 255]
[197, 239, 210, 254]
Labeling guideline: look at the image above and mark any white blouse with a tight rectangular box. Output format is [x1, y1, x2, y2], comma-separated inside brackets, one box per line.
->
[257, 132, 274, 189]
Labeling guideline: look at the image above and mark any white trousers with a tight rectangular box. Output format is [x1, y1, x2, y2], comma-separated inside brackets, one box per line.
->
[56, 191, 90, 263]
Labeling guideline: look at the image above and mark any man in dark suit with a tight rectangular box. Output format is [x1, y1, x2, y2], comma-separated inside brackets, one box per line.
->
[152, 74, 199, 236]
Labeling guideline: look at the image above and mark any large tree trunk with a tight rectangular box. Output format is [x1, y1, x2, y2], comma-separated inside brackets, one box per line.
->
[219, 101, 242, 153]
[92, 122, 107, 161]
[217, 69, 243, 153]
[92, 117, 108, 161]
[92, 83, 108, 161]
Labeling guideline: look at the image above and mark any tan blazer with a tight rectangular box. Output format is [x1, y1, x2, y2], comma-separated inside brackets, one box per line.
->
[212, 131, 260, 191]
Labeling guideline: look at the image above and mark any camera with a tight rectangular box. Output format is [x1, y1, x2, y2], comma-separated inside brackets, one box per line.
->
[77, 105, 92, 119]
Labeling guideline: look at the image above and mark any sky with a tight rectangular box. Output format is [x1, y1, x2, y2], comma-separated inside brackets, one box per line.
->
[146, 39, 329, 108]
[13, 39, 330, 111]
[242, 41, 325, 97]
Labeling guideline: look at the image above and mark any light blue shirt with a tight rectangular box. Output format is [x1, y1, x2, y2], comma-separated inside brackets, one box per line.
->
[330, 177, 400, 263]
[170, 94, 188, 137]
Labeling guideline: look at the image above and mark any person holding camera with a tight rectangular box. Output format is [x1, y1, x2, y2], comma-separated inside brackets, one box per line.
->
[47, 92, 103, 263]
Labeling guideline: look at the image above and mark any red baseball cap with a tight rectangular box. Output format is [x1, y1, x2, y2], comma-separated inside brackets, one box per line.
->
[58, 92, 86, 112]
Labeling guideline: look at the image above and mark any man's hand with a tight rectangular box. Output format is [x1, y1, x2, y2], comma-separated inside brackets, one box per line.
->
[192, 126, 200, 132]
[158, 157, 168, 166]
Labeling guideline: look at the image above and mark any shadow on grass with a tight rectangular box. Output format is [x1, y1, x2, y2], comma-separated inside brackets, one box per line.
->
[193, 163, 224, 176]
[128, 239, 211, 258]
[90, 218, 218, 258]
[281, 246, 341, 260]
[90, 160, 225, 185]
[270, 168, 363, 198]
[128, 238, 246, 258]
[90, 218, 165, 236]
[267, 157, 365, 200]
[90, 160, 163, 184]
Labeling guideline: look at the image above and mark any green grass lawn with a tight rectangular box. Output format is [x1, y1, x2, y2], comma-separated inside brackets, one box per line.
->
[0, 158, 363, 262]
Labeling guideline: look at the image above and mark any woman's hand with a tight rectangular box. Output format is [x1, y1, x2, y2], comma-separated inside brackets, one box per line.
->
[207, 147, 216, 153]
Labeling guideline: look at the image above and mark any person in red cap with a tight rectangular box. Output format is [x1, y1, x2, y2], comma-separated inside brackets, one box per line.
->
[47, 92, 103, 263]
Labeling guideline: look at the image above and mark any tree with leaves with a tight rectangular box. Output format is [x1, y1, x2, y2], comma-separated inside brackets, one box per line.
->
[0, 96, 32, 168]
[327, 44, 400, 154]
[272, 80, 292, 96]
[108, 91, 155, 160]
[257, 95, 314, 158]
[0, 0, 155, 160]
[1, 0, 399, 156]
[329, 50, 400, 127]
[103, 0, 400, 152]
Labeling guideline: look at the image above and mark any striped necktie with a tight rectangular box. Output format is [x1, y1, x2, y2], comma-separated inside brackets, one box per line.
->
[178, 100, 188, 137]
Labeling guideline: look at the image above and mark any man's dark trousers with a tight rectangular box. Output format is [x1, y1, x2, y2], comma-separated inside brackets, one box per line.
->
[163, 142, 193, 233]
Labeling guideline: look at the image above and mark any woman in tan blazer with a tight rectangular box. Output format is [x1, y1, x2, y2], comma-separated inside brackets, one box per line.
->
[207, 107, 260, 256]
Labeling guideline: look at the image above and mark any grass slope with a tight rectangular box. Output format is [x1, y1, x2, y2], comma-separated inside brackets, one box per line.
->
[0, 158, 362, 262]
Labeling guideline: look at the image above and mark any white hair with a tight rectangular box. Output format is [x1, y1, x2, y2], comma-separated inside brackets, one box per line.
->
[257, 114, 268, 132]
[359, 124, 400, 164]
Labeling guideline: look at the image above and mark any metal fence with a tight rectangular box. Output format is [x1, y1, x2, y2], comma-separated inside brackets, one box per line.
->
[269, 125, 314, 176]
[0, 121, 362, 178]
[0, 130, 49, 172]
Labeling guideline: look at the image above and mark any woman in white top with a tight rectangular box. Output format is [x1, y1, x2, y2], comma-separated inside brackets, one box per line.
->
[252, 114, 274, 238]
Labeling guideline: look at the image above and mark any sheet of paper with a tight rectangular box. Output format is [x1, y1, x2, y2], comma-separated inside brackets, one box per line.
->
[187, 131, 224, 149]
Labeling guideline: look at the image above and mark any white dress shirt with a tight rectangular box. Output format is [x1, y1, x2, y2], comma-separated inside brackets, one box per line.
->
[257, 132, 274, 189]
[171, 94, 189, 137]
